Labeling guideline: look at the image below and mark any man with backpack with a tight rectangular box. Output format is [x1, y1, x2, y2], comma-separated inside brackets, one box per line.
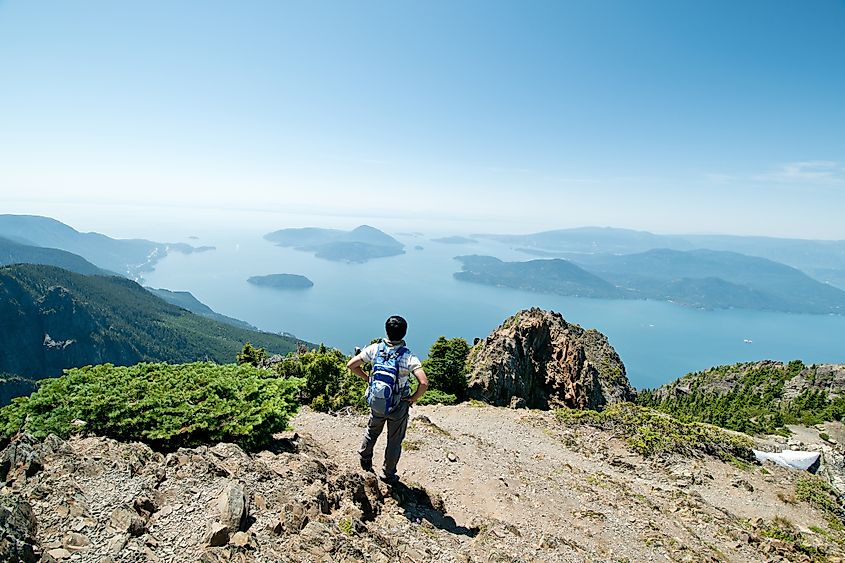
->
[347, 315, 428, 484]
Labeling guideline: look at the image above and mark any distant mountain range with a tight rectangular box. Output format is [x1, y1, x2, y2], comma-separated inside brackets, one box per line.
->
[0, 214, 311, 362]
[479, 227, 689, 255]
[431, 236, 478, 245]
[476, 227, 845, 289]
[1, 236, 112, 276]
[264, 225, 404, 263]
[0, 217, 273, 332]
[0, 214, 213, 278]
[0, 264, 305, 389]
[454, 249, 845, 314]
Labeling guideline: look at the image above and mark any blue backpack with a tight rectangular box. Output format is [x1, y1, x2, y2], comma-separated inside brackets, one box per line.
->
[367, 342, 409, 416]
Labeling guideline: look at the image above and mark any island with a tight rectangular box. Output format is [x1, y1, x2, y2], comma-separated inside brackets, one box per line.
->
[453, 250, 845, 314]
[454, 255, 626, 299]
[264, 225, 404, 263]
[247, 274, 314, 290]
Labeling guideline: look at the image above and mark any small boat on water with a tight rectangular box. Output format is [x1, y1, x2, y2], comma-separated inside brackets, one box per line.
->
[743, 339, 753, 344]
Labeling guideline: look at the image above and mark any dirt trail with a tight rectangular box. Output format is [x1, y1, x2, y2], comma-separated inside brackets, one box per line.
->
[294, 402, 843, 562]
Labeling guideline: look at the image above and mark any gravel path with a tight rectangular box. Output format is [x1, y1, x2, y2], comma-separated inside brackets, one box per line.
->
[294, 402, 841, 562]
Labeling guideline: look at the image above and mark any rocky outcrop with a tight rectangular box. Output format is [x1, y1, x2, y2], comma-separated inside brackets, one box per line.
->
[783, 363, 845, 401]
[466, 308, 635, 410]
[0, 493, 38, 562]
[651, 360, 845, 403]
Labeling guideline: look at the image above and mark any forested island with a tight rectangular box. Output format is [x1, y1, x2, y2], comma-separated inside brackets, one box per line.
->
[454, 249, 845, 314]
[247, 273, 314, 289]
[264, 225, 404, 263]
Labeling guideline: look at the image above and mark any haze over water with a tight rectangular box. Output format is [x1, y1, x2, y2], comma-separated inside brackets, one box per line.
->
[137, 213, 845, 390]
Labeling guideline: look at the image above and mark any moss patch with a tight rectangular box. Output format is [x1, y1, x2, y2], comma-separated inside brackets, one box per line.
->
[796, 476, 844, 530]
[555, 403, 754, 461]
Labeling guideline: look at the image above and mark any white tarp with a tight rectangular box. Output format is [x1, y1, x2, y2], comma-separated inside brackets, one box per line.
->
[753, 449, 821, 471]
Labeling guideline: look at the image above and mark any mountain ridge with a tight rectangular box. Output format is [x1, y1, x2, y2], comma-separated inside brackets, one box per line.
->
[0, 264, 305, 390]
[0, 215, 212, 278]
[0, 236, 112, 276]
[2, 306, 845, 560]
[476, 226, 845, 289]
[145, 287, 258, 330]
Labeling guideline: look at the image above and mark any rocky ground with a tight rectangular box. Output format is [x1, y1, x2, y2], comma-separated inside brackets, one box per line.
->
[3, 402, 845, 562]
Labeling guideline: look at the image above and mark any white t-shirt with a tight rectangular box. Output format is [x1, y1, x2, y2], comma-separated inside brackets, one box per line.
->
[360, 339, 423, 393]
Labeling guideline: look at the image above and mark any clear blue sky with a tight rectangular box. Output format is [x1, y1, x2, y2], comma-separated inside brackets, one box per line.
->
[1, 0, 843, 238]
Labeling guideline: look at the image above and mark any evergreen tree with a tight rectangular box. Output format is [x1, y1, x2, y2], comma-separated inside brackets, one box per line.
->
[237, 342, 267, 366]
[423, 336, 470, 400]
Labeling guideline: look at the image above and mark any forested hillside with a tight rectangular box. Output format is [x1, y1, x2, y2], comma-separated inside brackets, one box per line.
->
[0, 264, 304, 384]
[638, 360, 845, 435]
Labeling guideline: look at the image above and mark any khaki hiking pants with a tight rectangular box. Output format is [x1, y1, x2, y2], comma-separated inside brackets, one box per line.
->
[358, 400, 410, 479]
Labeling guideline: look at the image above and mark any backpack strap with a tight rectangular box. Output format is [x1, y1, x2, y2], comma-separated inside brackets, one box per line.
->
[394, 346, 410, 397]
[373, 341, 387, 365]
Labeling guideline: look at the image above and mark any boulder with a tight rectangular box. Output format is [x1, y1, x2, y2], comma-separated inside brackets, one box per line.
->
[0, 493, 39, 563]
[109, 506, 145, 536]
[466, 308, 635, 410]
[217, 481, 248, 532]
[205, 522, 229, 547]
[0, 434, 43, 484]
[62, 531, 90, 552]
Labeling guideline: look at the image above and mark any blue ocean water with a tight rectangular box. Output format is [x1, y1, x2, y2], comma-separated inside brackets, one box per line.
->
[143, 231, 845, 390]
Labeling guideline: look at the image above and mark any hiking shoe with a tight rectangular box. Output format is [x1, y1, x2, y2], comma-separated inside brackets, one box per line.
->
[379, 472, 399, 485]
[359, 458, 373, 472]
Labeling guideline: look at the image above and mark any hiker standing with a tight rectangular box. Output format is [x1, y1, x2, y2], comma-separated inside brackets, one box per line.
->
[347, 315, 428, 484]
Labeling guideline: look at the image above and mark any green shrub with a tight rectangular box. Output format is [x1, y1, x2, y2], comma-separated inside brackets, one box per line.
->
[273, 337, 468, 413]
[0, 362, 302, 452]
[274, 345, 366, 412]
[556, 403, 755, 461]
[416, 389, 458, 406]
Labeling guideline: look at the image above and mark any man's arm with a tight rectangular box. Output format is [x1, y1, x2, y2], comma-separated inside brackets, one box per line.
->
[347, 354, 369, 382]
[405, 367, 428, 405]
